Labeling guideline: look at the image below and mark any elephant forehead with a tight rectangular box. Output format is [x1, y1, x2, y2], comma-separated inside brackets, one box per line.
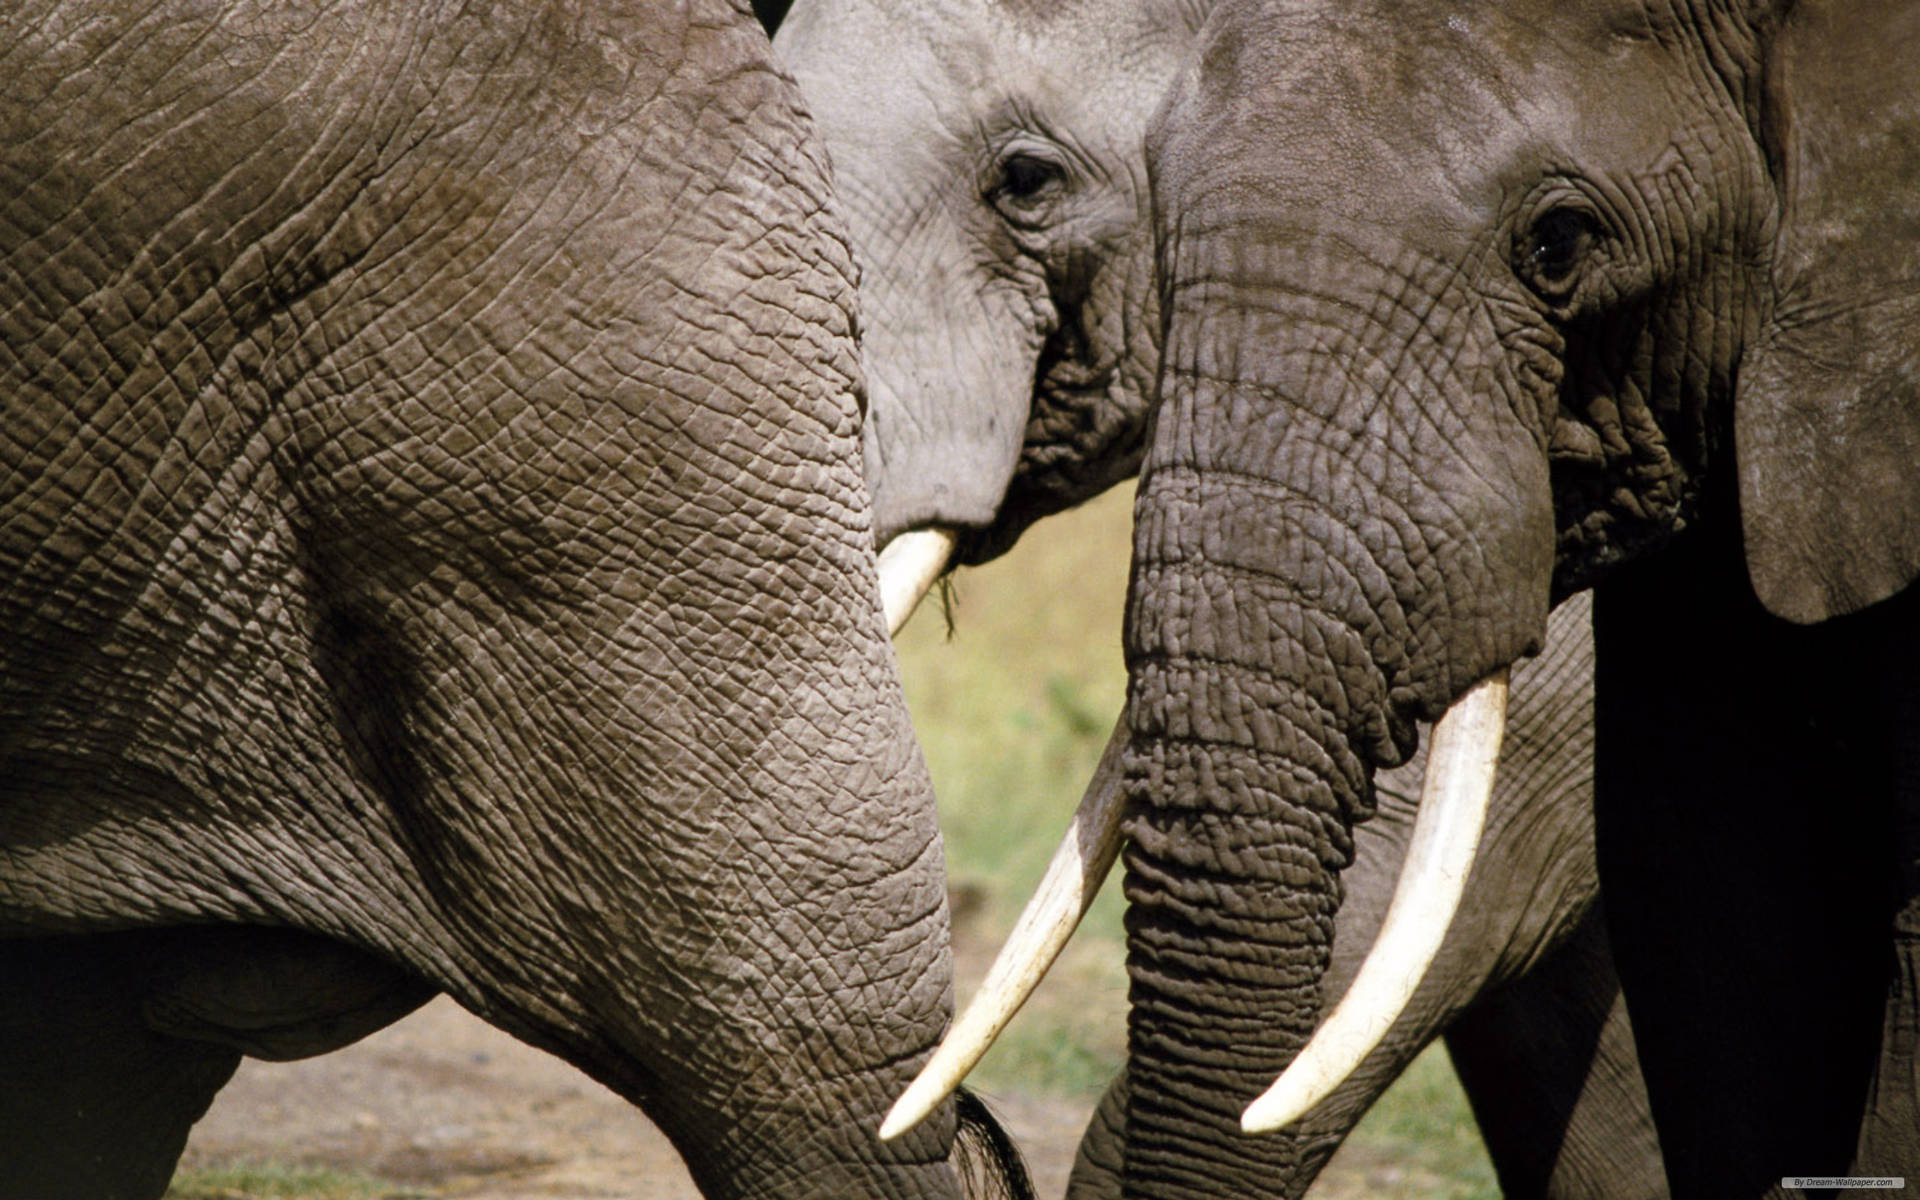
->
[783, 0, 997, 109]
[1164, 0, 1713, 238]
[787, 0, 1194, 137]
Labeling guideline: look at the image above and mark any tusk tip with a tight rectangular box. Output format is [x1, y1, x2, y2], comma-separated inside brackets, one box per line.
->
[877, 1088, 938, 1142]
[875, 718, 1131, 1145]
[1236, 668, 1511, 1141]
[877, 526, 959, 637]
[1239, 1088, 1304, 1134]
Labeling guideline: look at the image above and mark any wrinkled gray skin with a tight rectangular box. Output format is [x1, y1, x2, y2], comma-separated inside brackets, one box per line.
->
[776, 1, 1661, 1196]
[777, 0, 1170, 560]
[1128, 0, 1920, 1196]
[1068, 596, 1663, 1200]
[0, 3, 983, 1198]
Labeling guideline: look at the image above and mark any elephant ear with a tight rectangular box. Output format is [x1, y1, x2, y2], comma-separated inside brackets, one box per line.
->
[1736, 0, 1920, 624]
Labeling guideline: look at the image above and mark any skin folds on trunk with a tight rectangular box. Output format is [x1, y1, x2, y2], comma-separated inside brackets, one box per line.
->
[1114, 222, 1556, 1193]
[1119, 482, 1384, 1190]
[1240, 669, 1506, 1133]
[1114, 2, 1771, 1194]
[1114, 11, 1570, 1179]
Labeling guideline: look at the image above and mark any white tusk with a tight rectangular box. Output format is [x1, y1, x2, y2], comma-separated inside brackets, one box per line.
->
[877, 526, 959, 637]
[879, 717, 1131, 1141]
[1240, 669, 1509, 1134]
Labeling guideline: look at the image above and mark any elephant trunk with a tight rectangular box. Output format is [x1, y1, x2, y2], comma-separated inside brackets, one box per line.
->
[1116, 464, 1392, 1191]
[1240, 669, 1507, 1132]
[1111, 205, 1554, 1193]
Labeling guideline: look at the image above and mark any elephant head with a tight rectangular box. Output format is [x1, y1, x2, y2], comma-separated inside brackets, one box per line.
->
[782, 0, 1681, 1195]
[0, 2, 1025, 1197]
[824, 0, 1914, 1192]
[775, 0, 1204, 628]
[1081, 0, 1913, 1193]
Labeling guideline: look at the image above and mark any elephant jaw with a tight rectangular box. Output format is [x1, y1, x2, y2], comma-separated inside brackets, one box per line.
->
[877, 525, 959, 636]
[877, 671, 1509, 1143]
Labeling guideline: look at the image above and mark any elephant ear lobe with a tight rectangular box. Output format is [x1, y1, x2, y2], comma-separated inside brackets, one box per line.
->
[1736, 0, 1920, 624]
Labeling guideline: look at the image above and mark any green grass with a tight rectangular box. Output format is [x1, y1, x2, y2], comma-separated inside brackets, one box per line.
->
[164, 1162, 403, 1200]
[893, 488, 1131, 943]
[1326, 1046, 1501, 1199]
[892, 483, 1496, 1194]
[893, 487, 1134, 1101]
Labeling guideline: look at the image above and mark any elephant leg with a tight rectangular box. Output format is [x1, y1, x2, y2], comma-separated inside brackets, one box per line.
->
[1445, 903, 1665, 1199]
[1593, 536, 1896, 1198]
[1853, 893, 1920, 1178]
[0, 933, 241, 1200]
[1066, 1071, 1128, 1200]
[1850, 610, 1920, 1179]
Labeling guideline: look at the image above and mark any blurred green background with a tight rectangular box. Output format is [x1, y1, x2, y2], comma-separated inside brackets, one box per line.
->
[893, 483, 1499, 1199]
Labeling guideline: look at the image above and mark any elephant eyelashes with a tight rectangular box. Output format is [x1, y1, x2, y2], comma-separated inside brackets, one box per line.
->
[989, 150, 1069, 226]
[1517, 207, 1602, 301]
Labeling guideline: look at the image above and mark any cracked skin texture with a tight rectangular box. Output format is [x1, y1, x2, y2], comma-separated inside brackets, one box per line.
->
[0, 2, 985, 1198]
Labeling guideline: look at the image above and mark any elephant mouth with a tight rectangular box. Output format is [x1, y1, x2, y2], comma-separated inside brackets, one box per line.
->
[875, 525, 960, 635]
[878, 669, 1511, 1140]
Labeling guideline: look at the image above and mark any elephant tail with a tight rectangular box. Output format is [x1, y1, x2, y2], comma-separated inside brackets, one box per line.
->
[953, 1089, 1036, 1200]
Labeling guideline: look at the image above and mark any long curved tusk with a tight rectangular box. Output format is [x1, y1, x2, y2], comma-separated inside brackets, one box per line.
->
[1240, 669, 1510, 1134]
[877, 526, 959, 637]
[879, 717, 1131, 1141]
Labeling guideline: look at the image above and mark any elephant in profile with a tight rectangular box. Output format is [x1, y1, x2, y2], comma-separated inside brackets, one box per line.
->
[0, 3, 1028, 1198]
[774, 0, 1664, 1195]
[981, 0, 1908, 1195]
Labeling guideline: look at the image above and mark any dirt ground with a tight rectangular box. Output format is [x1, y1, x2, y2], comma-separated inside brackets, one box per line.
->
[177, 911, 1453, 1200]
[179, 993, 1094, 1199]
[178, 994, 1451, 1200]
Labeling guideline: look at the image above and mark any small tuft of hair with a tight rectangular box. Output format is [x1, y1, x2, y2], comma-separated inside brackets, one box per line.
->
[937, 574, 960, 641]
[953, 1088, 1037, 1200]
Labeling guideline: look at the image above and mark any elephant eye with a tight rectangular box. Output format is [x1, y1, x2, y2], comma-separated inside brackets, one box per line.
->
[1519, 207, 1601, 298]
[989, 151, 1069, 224]
[1003, 154, 1059, 198]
